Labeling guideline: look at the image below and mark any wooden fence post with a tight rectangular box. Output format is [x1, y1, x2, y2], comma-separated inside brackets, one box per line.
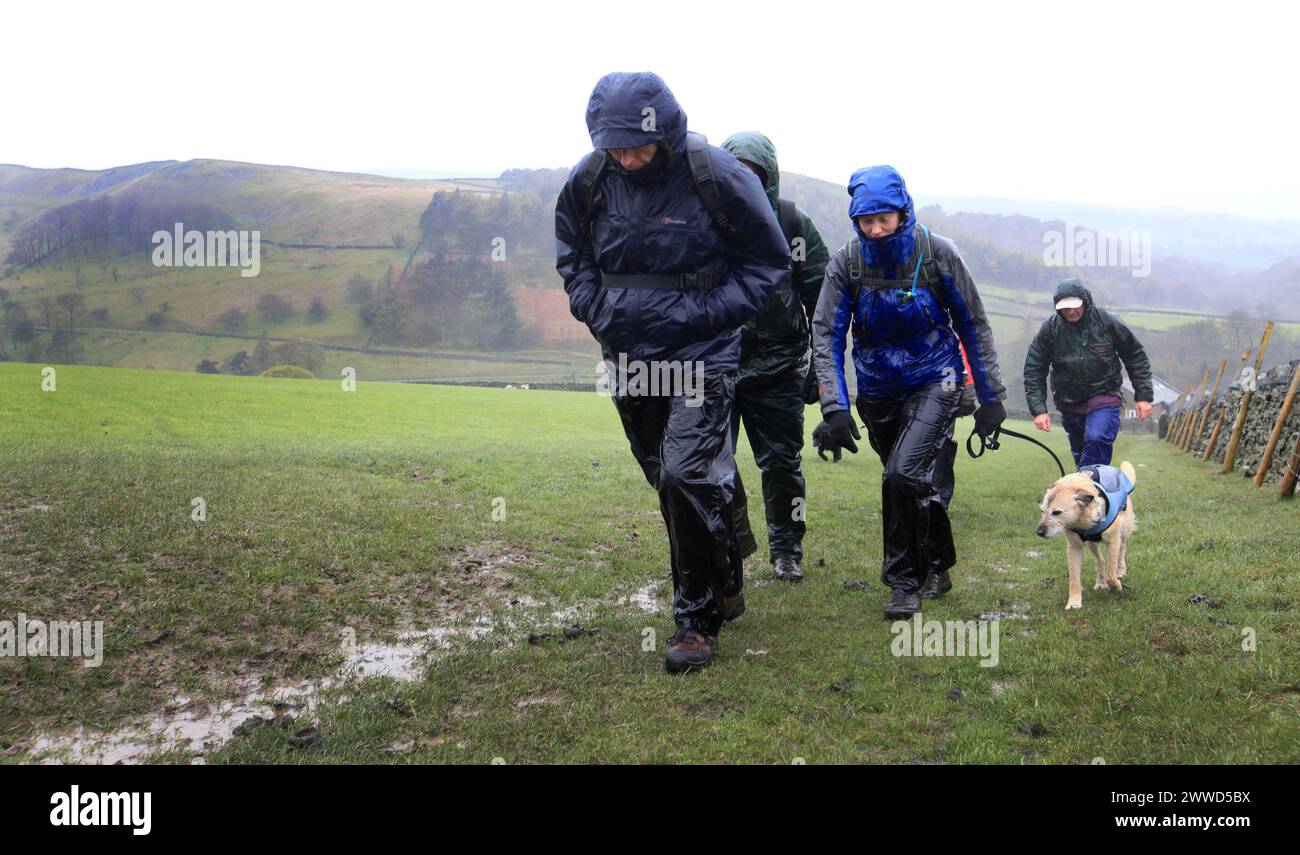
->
[1167, 387, 1190, 443]
[1189, 359, 1228, 453]
[1222, 323, 1275, 474]
[1253, 363, 1300, 487]
[1179, 370, 1211, 448]
[1203, 349, 1252, 461]
[1277, 431, 1300, 500]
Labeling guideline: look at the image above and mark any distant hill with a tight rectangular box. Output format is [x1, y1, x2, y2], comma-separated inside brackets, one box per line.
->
[0, 157, 1294, 391]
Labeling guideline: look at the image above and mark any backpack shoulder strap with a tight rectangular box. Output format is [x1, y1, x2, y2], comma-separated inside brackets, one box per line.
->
[576, 150, 608, 243]
[684, 132, 730, 231]
[777, 198, 798, 245]
[913, 223, 947, 310]
[844, 237, 863, 287]
[778, 198, 801, 277]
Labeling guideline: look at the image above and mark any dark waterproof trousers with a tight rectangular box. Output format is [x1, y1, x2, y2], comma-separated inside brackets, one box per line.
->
[730, 368, 807, 562]
[857, 383, 962, 595]
[613, 372, 756, 635]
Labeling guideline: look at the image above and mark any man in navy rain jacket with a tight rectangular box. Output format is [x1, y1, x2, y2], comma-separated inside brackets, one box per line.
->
[555, 72, 790, 672]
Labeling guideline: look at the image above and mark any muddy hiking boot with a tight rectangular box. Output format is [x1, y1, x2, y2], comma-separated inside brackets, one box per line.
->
[723, 593, 745, 622]
[774, 555, 803, 581]
[884, 589, 921, 619]
[919, 570, 952, 599]
[664, 626, 718, 673]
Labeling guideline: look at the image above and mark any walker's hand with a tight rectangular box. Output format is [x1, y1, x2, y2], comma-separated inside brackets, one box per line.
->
[1034, 413, 1052, 432]
[1135, 401, 1152, 420]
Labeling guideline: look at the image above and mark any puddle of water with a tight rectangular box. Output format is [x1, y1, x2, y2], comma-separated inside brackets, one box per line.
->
[28, 573, 672, 764]
[29, 677, 316, 765]
[619, 580, 664, 614]
[342, 618, 495, 681]
[29, 615, 500, 765]
[978, 604, 1032, 621]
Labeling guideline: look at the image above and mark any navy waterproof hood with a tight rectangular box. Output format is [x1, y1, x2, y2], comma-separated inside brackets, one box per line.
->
[585, 71, 688, 157]
[848, 166, 917, 274]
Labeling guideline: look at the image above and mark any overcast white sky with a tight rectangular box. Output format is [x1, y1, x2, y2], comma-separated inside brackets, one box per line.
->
[5, 0, 1298, 219]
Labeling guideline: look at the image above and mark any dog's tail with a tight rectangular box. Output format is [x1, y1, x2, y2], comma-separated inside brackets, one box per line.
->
[1120, 460, 1136, 486]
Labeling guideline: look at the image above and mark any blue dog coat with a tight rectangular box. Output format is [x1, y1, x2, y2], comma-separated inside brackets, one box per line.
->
[1076, 464, 1135, 542]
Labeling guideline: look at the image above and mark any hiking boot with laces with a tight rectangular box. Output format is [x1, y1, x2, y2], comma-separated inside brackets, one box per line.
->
[884, 589, 921, 619]
[774, 555, 803, 581]
[919, 570, 952, 599]
[664, 626, 718, 673]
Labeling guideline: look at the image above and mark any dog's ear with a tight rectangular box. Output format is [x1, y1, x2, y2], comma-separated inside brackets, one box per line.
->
[1075, 492, 1094, 505]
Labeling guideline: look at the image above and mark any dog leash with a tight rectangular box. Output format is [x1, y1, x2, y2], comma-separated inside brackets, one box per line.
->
[966, 425, 1067, 478]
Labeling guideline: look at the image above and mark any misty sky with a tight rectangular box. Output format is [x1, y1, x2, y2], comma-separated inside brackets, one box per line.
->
[6, 0, 1299, 219]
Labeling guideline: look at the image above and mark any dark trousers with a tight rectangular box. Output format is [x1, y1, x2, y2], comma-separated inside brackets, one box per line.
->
[857, 384, 962, 594]
[613, 372, 754, 635]
[730, 369, 807, 562]
[1060, 406, 1121, 468]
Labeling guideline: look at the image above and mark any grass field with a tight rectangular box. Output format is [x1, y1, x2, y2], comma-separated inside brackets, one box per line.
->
[1, 363, 1297, 764]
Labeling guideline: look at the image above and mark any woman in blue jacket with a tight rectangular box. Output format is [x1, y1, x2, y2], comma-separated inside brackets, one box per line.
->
[811, 166, 1007, 618]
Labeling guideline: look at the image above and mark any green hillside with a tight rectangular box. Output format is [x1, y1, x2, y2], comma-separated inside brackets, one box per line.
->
[3, 159, 1293, 389]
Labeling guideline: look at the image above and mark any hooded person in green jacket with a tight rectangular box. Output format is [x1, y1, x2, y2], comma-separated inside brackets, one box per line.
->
[1024, 278, 1154, 468]
[721, 132, 829, 582]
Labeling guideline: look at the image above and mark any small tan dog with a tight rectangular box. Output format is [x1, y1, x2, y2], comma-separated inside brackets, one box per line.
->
[1035, 461, 1137, 610]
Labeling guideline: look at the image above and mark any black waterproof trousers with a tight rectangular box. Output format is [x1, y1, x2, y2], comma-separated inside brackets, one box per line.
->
[613, 372, 755, 635]
[857, 383, 962, 595]
[730, 368, 807, 562]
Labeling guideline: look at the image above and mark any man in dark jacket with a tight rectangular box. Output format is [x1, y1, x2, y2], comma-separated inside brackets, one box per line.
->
[721, 132, 829, 583]
[1024, 278, 1153, 467]
[555, 72, 790, 673]
[811, 166, 1007, 618]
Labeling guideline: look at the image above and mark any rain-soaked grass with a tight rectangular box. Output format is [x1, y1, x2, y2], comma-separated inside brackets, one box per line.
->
[1, 362, 1296, 764]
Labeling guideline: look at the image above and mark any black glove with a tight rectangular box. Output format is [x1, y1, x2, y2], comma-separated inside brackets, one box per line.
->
[973, 401, 1006, 439]
[814, 410, 860, 461]
[802, 364, 821, 406]
[812, 420, 840, 462]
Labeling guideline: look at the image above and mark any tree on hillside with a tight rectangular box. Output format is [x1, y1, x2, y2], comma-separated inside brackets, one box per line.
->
[223, 350, 253, 375]
[196, 359, 221, 374]
[12, 321, 36, 349]
[252, 332, 271, 371]
[37, 296, 55, 328]
[344, 273, 373, 303]
[146, 311, 165, 328]
[2, 300, 24, 329]
[217, 307, 248, 333]
[56, 293, 86, 330]
[131, 287, 144, 305]
[256, 294, 294, 324]
[46, 328, 83, 363]
[266, 339, 324, 374]
[1221, 310, 1264, 357]
[90, 307, 109, 323]
[307, 297, 327, 322]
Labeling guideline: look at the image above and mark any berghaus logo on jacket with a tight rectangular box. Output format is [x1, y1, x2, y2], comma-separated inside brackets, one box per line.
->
[661, 217, 687, 226]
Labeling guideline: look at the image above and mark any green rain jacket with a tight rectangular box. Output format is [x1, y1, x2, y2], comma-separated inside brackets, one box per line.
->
[1023, 278, 1154, 416]
[721, 132, 829, 384]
